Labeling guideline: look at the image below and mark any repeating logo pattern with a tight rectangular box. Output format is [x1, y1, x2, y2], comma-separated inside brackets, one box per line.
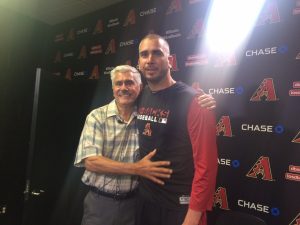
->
[48, 0, 299, 224]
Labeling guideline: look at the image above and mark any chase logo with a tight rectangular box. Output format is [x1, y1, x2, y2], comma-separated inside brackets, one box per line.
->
[237, 200, 280, 216]
[139, 7, 157, 16]
[208, 86, 244, 95]
[218, 158, 240, 168]
[73, 70, 88, 77]
[245, 45, 288, 57]
[119, 39, 137, 47]
[241, 124, 284, 134]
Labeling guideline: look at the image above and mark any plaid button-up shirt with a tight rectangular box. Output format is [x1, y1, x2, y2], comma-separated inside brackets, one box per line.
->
[74, 100, 140, 194]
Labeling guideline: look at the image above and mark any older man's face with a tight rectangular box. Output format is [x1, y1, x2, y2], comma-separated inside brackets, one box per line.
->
[112, 71, 141, 107]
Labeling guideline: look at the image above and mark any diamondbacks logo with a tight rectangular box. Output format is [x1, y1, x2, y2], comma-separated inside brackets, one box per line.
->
[285, 165, 300, 182]
[214, 53, 237, 67]
[90, 45, 102, 55]
[289, 212, 300, 225]
[143, 123, 152, 136]
[257, 2, 280, 26]
[187, 19, 204, 39]
[216, 116, 233, 137]
[54, 33, 64, 42]
[105, 39, 116, 55]
[54, 51, 62, 63]
[169, 54, 179, 71]
[166, 0, 182, 15]
[247, 156, 274, 181]
[185, 53, 208, 66]
[293, 0, 300, 15]
[78, 45, 87, 59]
[289, 81, 300, 96]
[66, 28, 75, 41]
[93, 19, 103, 34]
[189, 0, 203, 4]
[123, 9, 136, 27]
[213, 187, 229, 210]
[89, 65, 100, 80]
[65, 68, 72, 80]
[292, 130, 300, 143]
[250, 78, 278, 101]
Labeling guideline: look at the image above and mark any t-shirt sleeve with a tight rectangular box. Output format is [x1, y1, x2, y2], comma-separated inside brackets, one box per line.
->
[74, 111, 104, 167]
[187, 97, 218, 211]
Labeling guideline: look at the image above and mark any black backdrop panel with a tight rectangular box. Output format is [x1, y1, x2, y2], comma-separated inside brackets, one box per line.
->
[42, 0, 300, 224]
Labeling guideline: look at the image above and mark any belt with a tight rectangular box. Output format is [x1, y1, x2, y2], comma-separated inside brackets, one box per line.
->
[90, 186, 137, 200]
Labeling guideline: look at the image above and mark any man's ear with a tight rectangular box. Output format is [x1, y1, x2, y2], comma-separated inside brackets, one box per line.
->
[168, 55, 173, 69]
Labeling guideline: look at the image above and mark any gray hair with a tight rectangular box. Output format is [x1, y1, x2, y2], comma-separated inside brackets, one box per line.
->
[110, 65, 142, 85]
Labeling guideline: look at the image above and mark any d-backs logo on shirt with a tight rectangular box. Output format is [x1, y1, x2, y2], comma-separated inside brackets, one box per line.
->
[289, 212, 300, 225]
[143, 123, 152, 137]
[137, 107, 170, 124]
[246, 156, 274, 181]
[250, 78, 278, 101]
[213, 187, 230, 210]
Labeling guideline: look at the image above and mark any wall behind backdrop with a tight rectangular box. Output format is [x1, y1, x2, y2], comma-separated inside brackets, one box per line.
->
[46, 0, 300, 224]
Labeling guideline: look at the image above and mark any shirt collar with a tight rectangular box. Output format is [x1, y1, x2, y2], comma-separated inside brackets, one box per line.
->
[107, 100, 137, 119]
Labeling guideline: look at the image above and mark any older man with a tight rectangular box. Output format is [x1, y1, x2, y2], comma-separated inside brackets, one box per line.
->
[74, 65, 173, 225]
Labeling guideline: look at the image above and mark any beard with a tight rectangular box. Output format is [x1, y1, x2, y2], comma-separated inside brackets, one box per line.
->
[143, 67, 168, 84]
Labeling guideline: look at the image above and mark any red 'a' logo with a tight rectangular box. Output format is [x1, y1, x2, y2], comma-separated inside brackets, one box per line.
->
[78, 45, 87, 59]
[53, 51, 62, 63]
[89, 65, 100, 80]
[123, 9, 136, 27]
[105, 39, 116, 55]
[289, 212, 300, 225]
[166, 0, 182, 15]
[216, 116, 233, 137]
[93, 19, 103, 34]
[214, 187, 230, 210]
[169, 54, 179, 71]
[292, 130, 300, 143]
[250, 78, 278, 101]
[187, 19, 204, 39]
[257, 2, 280, 26]
[65, 68, 72, 80]
[66, 28, 75, 41]
[246, 156, 274, 181]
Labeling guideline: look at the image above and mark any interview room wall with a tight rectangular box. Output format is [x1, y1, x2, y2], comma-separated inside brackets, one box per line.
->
[45, 0, 299, 225]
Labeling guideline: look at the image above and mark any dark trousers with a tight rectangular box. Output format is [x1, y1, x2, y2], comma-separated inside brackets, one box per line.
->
[135, 195, 188, 225]
[81, 191, 137, 225]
